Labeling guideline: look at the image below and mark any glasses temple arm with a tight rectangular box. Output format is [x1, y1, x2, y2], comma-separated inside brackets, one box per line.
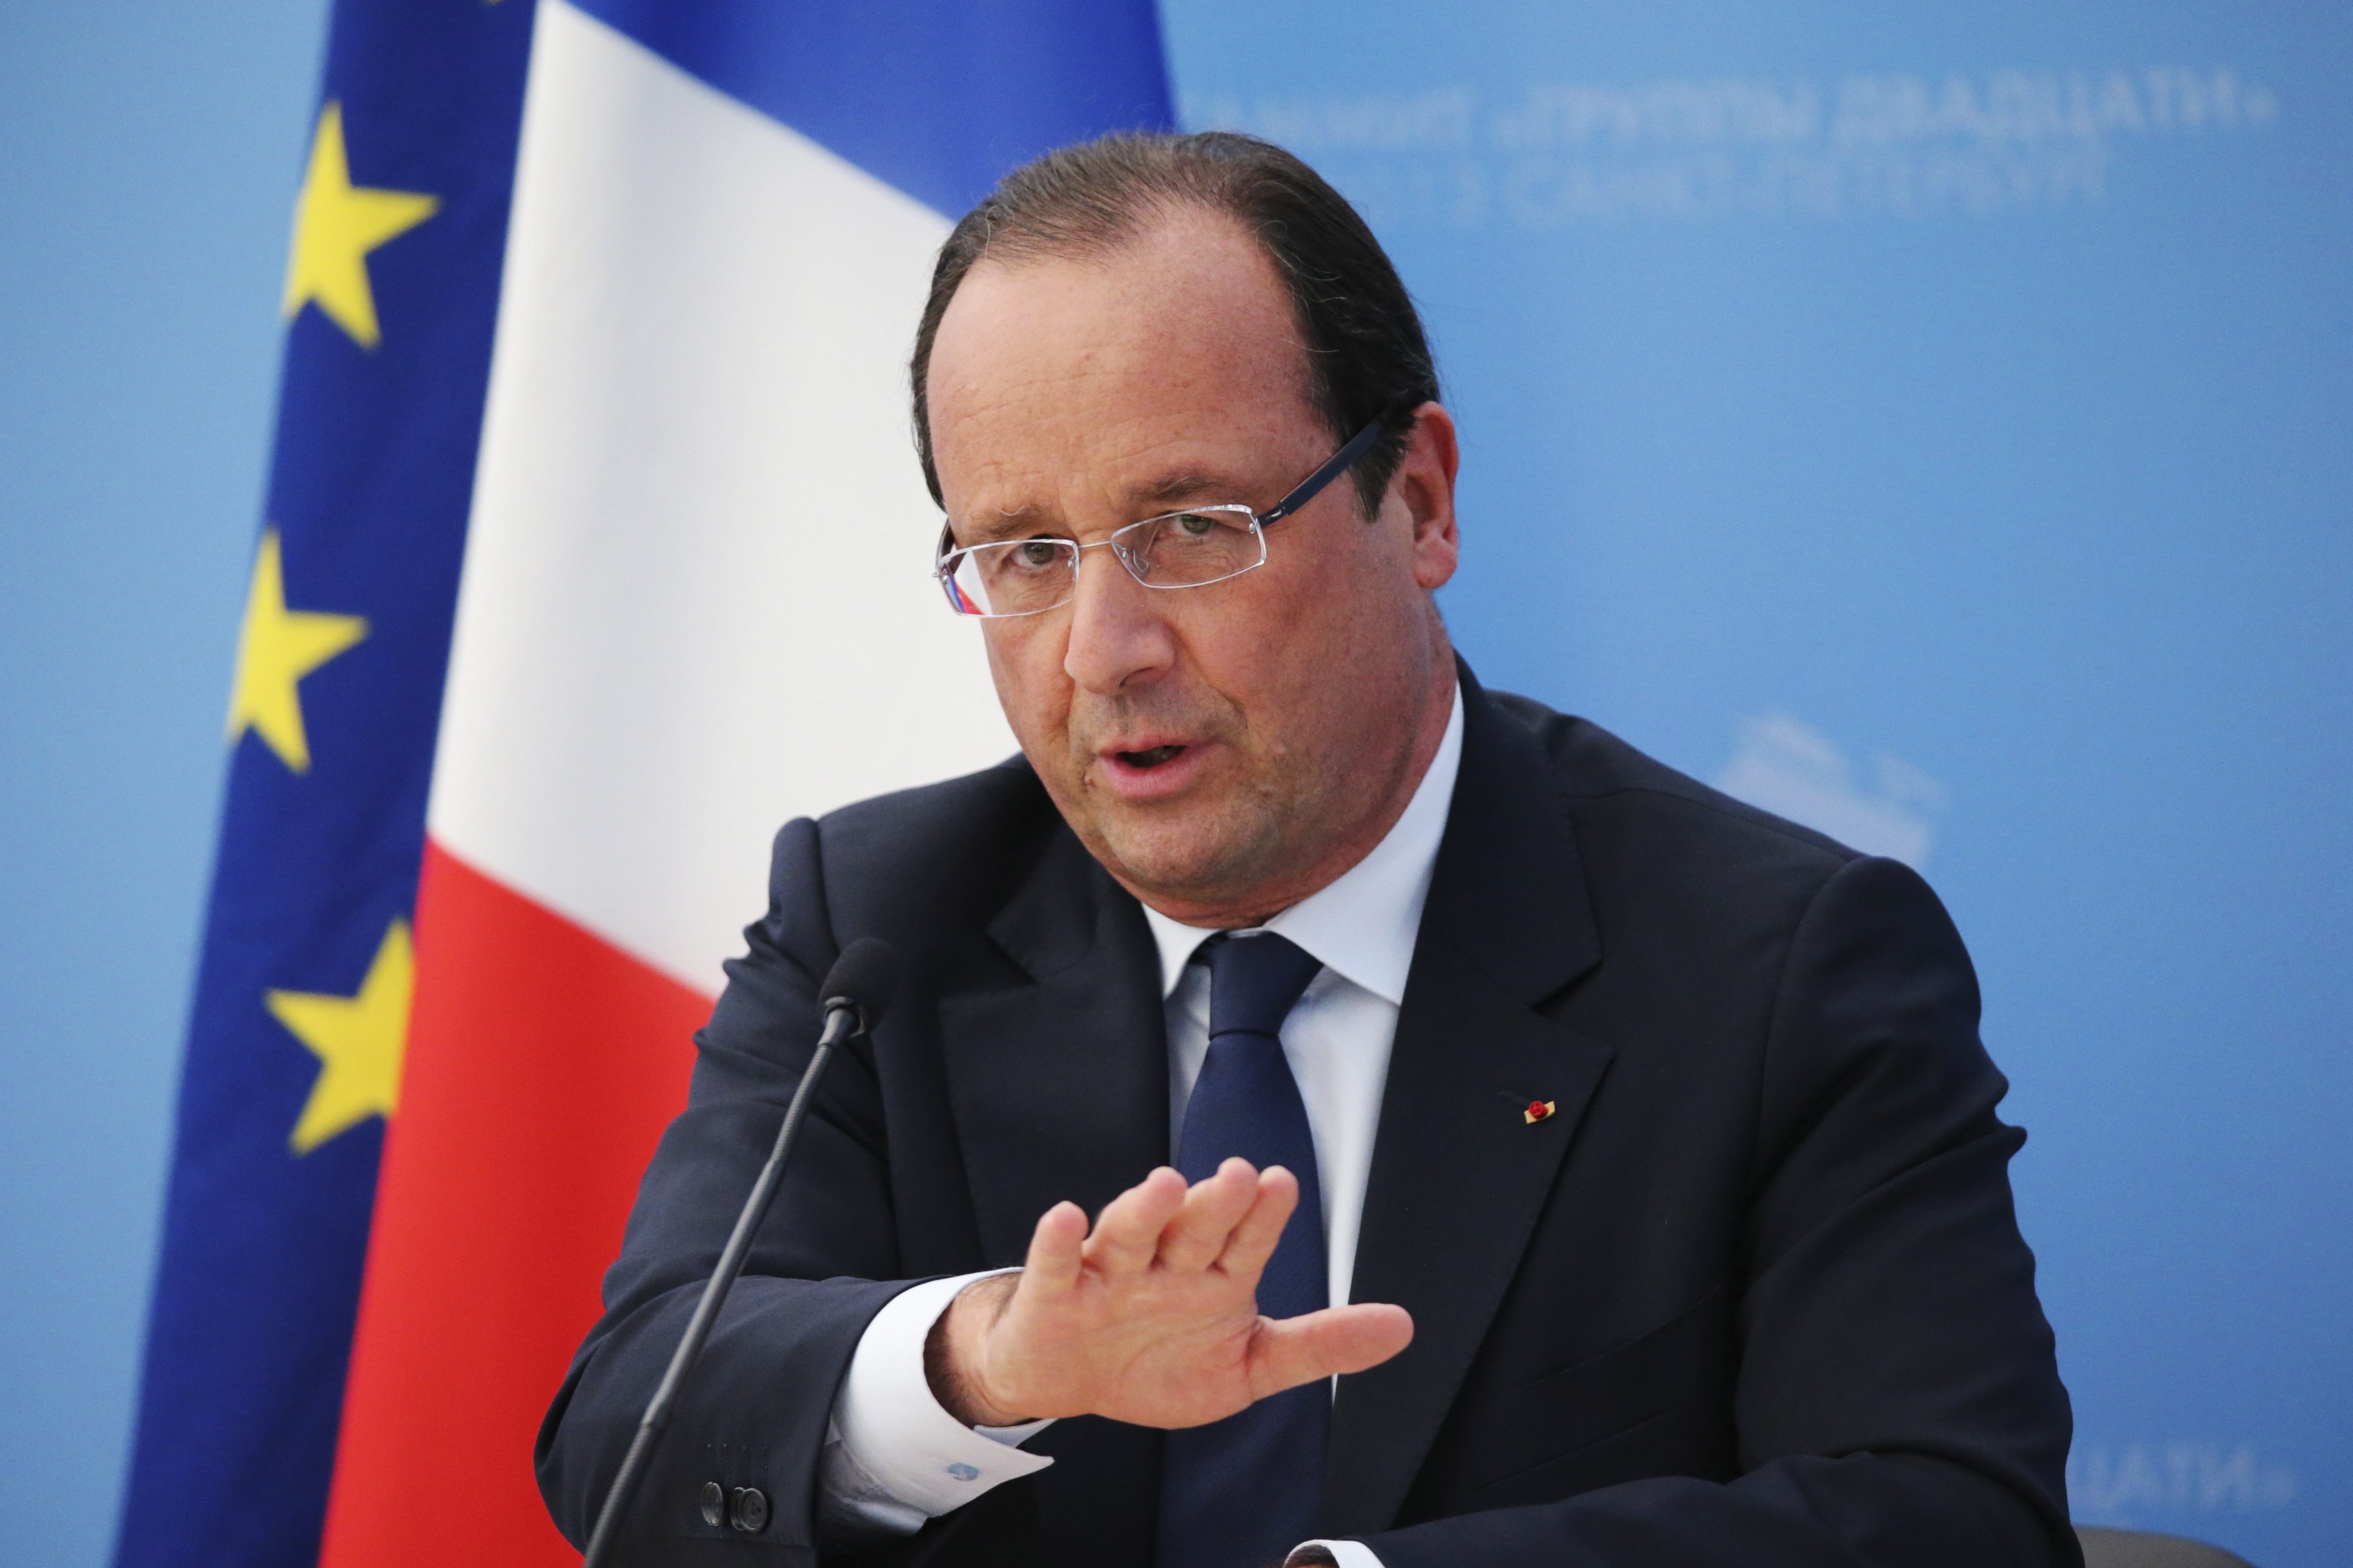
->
[1257, 397, 1416, 526]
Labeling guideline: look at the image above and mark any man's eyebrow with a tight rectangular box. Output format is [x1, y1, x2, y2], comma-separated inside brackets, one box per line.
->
[1132, 469, 1240, 508]
[954, 506, 1053, 544]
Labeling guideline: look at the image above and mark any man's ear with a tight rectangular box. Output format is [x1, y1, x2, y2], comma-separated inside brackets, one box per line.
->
[1390, 401, 1460, 592]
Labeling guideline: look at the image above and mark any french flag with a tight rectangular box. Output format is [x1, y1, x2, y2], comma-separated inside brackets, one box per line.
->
[116, 3, 1170, 1564]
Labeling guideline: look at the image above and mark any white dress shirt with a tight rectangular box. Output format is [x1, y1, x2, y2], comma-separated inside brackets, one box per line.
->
[817, 683, 1463, 1568]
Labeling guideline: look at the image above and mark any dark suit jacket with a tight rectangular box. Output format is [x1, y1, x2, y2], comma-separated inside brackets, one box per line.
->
[537, 667, 2077, 1567]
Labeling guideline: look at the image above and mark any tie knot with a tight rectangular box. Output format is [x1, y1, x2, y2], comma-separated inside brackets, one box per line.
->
[1205, 932, 1323, 1042]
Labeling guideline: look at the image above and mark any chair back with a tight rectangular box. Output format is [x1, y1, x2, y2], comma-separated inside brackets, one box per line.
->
[2077, 1525, 2254, 1568]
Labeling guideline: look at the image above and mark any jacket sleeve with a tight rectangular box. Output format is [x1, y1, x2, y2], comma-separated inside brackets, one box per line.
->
[535, 817, 916, 1566]
[1355, 855, 2079, 1568]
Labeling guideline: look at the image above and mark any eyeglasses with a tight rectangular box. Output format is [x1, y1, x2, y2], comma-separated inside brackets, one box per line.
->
[933, 409, 1396, 619]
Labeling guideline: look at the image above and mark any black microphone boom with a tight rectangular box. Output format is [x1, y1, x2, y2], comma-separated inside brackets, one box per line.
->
[581, 938, 902, 1566]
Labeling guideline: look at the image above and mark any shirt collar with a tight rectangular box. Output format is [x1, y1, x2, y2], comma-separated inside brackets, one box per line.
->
[1139, 678, 1464, 1007]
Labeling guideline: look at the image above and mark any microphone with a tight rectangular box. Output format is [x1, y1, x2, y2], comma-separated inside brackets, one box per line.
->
[582, 938, 902, 1567]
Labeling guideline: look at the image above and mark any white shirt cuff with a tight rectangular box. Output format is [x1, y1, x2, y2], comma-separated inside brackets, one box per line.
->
[821, 1270, 1054, 1533]
[1292, 1542, 1386, 1568]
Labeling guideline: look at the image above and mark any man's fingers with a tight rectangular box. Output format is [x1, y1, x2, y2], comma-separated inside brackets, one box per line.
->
[1082, 1166, 1187, 1275]
[1213, 1164, 1300, 1283]
[1023, 1200, 1089, 1294]
[1245, 1303, 1415, 1399]
[1156, 1158, 1260, 1272]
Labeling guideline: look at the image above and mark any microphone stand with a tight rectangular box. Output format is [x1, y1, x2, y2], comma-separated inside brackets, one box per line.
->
[580, 1000, 859, 1567]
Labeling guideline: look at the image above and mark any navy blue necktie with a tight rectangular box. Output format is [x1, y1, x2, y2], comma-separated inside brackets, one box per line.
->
[1156, 932, 1328, 1568]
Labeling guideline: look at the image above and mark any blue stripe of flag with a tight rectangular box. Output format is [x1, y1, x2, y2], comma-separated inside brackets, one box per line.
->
[572, 0, 1174, 220]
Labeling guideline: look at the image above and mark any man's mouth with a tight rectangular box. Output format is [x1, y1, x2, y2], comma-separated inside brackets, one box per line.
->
[1092, 736, 1211, 801]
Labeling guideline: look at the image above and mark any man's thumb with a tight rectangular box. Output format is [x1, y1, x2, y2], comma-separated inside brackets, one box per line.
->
[1246, 1303, 1414, 1398]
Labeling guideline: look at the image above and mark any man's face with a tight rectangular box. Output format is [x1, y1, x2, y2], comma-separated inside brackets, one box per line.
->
[925, 206, 1459, 921]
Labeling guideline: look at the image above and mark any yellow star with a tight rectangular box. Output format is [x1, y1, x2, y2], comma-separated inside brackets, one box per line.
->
[270, 919, 415, 1155]
[281, 101, 438, 348]
[227, 528, 368, 773]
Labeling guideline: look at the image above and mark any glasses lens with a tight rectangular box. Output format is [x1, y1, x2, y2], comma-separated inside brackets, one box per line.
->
[945, 538, 1078, 616]
[1116, 508, 1263, 587]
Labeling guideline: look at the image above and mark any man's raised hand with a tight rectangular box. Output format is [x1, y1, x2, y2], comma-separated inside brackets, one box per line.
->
[926, 1158, 1413, 1430]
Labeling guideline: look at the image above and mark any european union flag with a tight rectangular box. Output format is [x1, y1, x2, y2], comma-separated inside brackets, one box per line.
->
[113, 4, 535, 1563]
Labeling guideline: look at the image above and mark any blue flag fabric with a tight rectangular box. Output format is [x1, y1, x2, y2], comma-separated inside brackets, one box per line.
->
[573, 0, 1174, 218]
[114, 4, 536, 1563]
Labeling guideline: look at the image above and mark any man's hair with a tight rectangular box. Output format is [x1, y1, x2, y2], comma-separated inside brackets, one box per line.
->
[910, 131, 1441, 517]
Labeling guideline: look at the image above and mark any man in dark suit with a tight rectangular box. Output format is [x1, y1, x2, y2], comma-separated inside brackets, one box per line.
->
[537, 132, 2076, 1567]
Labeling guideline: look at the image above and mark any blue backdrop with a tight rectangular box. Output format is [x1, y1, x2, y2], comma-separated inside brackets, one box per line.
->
[1177, 8, 2353, 1561]
[2, 3, 2344, 1565]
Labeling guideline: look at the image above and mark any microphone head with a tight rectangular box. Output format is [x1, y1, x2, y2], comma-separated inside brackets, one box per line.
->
[820, 938, 901, 1034]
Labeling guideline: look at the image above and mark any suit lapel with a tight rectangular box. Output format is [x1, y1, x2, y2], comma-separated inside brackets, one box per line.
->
[930, 809, 1172, 1560]
[936, 820, 1171, 1267]
[1326, 670, 1613, 1534]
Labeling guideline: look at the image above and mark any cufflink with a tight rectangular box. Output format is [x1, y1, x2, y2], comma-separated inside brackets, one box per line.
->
[1523, 1099, 1556, 1124]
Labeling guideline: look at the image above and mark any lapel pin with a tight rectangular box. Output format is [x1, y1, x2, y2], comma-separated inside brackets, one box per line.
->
[1524, 1099, 1556, 1125]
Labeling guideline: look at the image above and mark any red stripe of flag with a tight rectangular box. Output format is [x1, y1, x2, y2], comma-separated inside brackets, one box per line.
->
[319, 839, 706, 1565]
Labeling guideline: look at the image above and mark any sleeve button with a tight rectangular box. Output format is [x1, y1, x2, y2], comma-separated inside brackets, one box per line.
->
[729, 1485, 770, 1533]
[697, 1481, 725, 1527]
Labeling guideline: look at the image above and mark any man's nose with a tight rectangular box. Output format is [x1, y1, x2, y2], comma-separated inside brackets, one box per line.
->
[1062, 547, 1176, 696]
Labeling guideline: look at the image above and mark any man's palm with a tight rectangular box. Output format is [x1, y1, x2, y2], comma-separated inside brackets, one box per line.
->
[937, 1160, 1412, 1430]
